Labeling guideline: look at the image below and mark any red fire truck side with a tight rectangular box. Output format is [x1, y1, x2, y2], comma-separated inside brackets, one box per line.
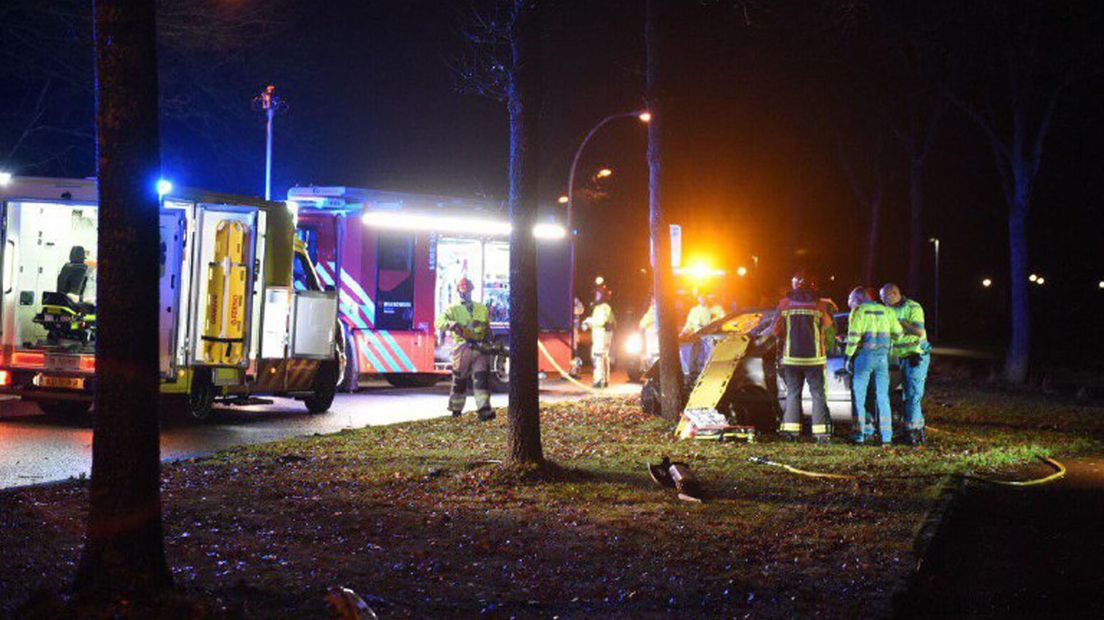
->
[287, 187, 573, 390]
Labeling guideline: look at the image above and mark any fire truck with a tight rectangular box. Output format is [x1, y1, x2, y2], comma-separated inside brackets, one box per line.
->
[287, 186, 573, 390]
[0, 176, 341, 420]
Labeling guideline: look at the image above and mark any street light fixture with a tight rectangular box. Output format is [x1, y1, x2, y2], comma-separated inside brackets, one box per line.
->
[1099, 281, 1104, 289]
[557, 195, 569, 204]
[564, 109, 651, 350]
[595, 168, 613, 179]
[929, 237, 940, 342]
[982, 278, 992, 288]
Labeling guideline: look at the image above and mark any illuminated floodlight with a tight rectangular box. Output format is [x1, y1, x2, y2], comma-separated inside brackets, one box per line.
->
[156, 179, 173, 197]
[362, 211, 565, 240]
[596, 168, 613, 179]
[0, 171, 12, 186]
[638, 111, 653, 123]
[674, 261, 726, 281]
[595, 276, 605, 285]
[1028, 273, 1038, 283]
[533, 223, 567, 239]
[557, 195, 569, 204]
[982, 278, 992, 288]
[624, 333, 644, 355]
[736, 266, 748, 277]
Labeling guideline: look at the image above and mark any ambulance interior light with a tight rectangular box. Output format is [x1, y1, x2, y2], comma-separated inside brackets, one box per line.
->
[362, 211, 566, 240]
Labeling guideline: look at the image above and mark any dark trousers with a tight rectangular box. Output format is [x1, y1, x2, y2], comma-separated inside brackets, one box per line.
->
[780, 364, 830, 437]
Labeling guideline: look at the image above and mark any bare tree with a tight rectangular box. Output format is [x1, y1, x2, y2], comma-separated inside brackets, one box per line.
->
[835, 131, 887, 283]
[645, 0, 684, 422]
[76, 0, 171, 599]
[947, 1, 1100, 383]
[452, 0, 545, 465]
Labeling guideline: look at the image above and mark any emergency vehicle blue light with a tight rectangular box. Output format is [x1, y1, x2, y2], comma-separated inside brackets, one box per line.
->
[156, 179, 173, 197]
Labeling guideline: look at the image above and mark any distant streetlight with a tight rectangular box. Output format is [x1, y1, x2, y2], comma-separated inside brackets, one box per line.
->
[1029, 273, 1038, 282]
[252, 84, 286, 201]
[638, 111, 653, 123]
[736, 266, 748, 277]
[1036, 277, 1046, 285]
[982, 278, 993, 288]
[595, 276, 605, 286]
[557, 195, 569, 204]
[1099, 281, 1104, 289]
[929, 237, 940, 342]
[595, 168, 613, 179]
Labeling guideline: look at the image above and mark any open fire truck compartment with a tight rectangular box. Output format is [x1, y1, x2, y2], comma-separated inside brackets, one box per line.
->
[287, 186, 573, 389]
[0, 176, 340, 419]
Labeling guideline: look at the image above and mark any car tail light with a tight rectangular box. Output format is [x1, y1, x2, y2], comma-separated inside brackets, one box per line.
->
[12, 352, 45, 367]
[80, 356, 96, 372]
[0, 370, 10, 386]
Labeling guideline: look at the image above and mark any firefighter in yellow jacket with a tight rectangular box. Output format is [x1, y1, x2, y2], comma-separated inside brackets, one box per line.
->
[582, 285, 614, 388]
[436, 277, 495, 421]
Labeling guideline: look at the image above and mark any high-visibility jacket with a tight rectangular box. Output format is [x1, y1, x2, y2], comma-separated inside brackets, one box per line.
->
[682, 305, 713, 334]
[436, 301, 490, 344]
[709, 304, 726, 321]
[772, 290, 834, 366]
[585, 302, 614, 332]
[845, 302, 903, 358]
[639, 304, 656, 331]
[889, 297, 928, 357]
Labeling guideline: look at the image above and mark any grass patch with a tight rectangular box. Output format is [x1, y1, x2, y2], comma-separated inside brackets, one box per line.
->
[2, 382, 1101, 618]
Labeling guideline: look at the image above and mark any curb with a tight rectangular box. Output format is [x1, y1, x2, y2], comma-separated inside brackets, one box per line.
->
[890, 474, 966, 616]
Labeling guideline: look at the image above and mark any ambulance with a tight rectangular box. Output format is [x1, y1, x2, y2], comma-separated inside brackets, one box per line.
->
[0, 176, 341, 420]
[286, 186, 573, 390]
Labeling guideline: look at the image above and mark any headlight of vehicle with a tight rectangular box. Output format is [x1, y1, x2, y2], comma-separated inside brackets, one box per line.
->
[624, 333, 644, 355]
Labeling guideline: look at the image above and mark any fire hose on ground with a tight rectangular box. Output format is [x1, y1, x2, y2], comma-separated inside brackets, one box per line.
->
[537, 339, 600, 394]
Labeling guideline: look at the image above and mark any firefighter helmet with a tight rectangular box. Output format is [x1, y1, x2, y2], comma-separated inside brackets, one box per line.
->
[791, 270, 816, 291]
[594, 284, 610, 300]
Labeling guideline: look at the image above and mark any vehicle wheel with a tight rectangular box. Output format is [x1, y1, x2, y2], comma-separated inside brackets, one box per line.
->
[304, 361, 339, 414]
[626, 366, 644, 383]
[188, 370, 217, 422]
[339, 325, 360, 393]
[37, 400, 91, 421]
[384, 373, 441, 388]
[641, 378, 662, 417]
[490, 353, 509, 393]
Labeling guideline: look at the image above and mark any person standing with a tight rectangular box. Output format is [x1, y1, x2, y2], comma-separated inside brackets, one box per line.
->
[770, 272, 835, 444]
[845, 287, 903, 446]
[583, 285, 615, 388]
[679, 293, 714, 378]
[880, 283, 931, 446]
[436, 277, 495, 421]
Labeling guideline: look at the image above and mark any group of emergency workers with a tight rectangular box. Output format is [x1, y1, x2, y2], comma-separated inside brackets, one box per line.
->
[769, 272, 931, 447]
[440, 267, 931, 445]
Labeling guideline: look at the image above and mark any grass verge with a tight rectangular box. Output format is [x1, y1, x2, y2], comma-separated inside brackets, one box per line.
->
[2, 380, 1101, 618]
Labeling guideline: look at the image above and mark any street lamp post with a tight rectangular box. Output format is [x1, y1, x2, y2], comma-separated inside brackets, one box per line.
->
[565, 110, 650, 350]
[929, 237, 940, 342]
[253, 85, 285, 201]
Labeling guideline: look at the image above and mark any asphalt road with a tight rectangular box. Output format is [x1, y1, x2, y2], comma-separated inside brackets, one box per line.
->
[0, 377, 637, 490]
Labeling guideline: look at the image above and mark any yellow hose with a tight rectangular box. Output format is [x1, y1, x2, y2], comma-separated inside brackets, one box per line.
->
[537, 339, 599, 393]
[748, 454, 1067, 486]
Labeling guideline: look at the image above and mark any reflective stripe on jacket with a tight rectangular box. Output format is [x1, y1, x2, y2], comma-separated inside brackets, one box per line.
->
[436, 301, 490, 344]
[890, 298, 928, 356]
[682, 305, 713, 334]
[772, 291, 834, 366]
[845, 302, 903, 358]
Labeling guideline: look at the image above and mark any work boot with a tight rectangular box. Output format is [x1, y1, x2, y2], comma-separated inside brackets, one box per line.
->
[779, 432, 799, 443]
[908, 429, 927, 447]
[814, 435, 831, 446]
[477, 408, 496, 422]
[449, 408, 462, 418]
[592, 381, 603, 389]
[851, 435, 867, 446]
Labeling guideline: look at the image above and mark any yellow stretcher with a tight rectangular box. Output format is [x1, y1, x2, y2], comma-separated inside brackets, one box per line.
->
[202, 220, 250, 365]
[675, 333, 758, 442]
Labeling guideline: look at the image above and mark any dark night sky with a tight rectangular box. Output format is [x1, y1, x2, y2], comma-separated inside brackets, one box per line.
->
[3, 0, 1103, 360]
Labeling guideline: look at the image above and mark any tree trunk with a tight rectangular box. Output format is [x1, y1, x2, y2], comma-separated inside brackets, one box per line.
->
[646, 0, 683, 422]
[863, 189, 882, 284]
[907, 159, 925, 294]
[76, 0, 171, 598]
[1004, 198, 1030, 383]
[505, 0, 543, 466]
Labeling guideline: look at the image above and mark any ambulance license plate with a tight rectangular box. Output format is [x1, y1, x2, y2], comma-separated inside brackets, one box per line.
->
[39, 375, 85, 390]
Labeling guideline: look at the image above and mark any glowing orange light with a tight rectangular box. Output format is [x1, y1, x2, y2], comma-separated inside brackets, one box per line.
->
[12, 352, 45, 367]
